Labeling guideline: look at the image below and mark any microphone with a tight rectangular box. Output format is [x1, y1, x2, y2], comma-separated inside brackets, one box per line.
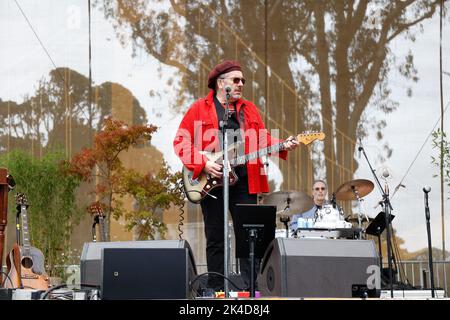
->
[225, 86, 231, 101]
[358, 138, 362, 159]
[382, 169, 390, 179]
[423, 185, 431, 221]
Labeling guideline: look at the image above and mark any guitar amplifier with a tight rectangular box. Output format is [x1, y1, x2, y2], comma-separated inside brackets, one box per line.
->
[80, 240, 198, 299]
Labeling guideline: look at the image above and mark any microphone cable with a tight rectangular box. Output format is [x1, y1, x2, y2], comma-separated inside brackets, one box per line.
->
[175, 177, 186, 240]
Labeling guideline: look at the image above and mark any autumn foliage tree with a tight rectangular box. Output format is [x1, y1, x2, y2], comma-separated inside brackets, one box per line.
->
[119, 167, 183, 240]
[67, 117, 181, 240]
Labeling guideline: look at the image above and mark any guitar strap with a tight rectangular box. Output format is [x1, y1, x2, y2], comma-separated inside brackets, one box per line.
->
[213, 97, 247, 178]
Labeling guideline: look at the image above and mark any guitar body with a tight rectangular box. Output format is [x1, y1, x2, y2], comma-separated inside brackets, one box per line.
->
[5, 244, 50, 290]
[182, 160, 239, 203]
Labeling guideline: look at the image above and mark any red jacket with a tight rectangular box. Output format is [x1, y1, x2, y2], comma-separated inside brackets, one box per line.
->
[173, 90, 287, 194]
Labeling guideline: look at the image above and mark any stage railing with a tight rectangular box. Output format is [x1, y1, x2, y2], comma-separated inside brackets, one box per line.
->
[386, 260, 449, 294]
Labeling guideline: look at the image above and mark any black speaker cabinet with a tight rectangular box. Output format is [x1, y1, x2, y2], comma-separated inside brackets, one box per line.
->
[258, 238, 379, 298]
[80, 240, 197, 299]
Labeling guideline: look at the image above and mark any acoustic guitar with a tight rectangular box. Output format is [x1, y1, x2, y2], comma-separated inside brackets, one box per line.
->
[4, 193, 50, 290]
[182, 131, 325, 203]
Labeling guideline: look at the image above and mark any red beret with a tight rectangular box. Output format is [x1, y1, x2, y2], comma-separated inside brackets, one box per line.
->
[207, 60, 242, 89]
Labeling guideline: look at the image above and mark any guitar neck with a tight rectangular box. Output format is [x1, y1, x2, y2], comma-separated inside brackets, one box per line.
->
[20, 204, 31, 256]
[231, 141, 286, 166]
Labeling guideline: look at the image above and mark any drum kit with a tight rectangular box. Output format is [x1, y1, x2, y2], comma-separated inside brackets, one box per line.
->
[261, 179, 375, 240]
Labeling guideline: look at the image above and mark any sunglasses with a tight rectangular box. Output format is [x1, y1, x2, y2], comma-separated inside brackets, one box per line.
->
[314, 187, 326, 191]
[221, 77, 246, 85]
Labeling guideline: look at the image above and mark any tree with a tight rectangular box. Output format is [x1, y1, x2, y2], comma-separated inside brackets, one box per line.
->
[0, 67, 148, 158]
[431, 129, 450, 198]
[119, 166, 184, 240]
[67, 117, 181, 240]
[96, 0, 441, 193]
[0, 150, 82, 277]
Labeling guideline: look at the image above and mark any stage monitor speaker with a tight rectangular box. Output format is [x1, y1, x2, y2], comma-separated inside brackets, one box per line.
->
[258, 238, 380, 298]
[80, 240, 197, 299]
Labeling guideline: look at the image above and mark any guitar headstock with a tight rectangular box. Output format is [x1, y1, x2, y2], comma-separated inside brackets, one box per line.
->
[296, 131, 325, 146]
[88, 202, 105, 218]
[15, 193, 28, 206]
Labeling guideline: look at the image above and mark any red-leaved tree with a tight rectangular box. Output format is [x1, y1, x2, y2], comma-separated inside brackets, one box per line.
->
[66, 117, 177, 241]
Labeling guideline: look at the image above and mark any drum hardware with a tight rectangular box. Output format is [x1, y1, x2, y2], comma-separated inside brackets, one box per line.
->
[335, 179, 374, 201]
[335, 179, 374, 239]
[279, 215, 291, 239]
[314, 203, 352, 230]
[345, 216, 374, 224]
[261, 190, 314, 237]
[261, 191, 314, 216]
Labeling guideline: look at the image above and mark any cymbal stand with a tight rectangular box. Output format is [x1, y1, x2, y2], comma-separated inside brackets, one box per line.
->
[279, 197, 291, 238]
[351, 186, 369, 239]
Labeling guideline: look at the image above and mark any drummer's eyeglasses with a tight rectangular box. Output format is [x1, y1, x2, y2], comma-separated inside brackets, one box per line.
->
[314, 187, 326, 191]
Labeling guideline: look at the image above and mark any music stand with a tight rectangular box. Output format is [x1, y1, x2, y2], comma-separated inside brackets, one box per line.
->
[365, 211, 395, 275]
[234, 204, 276, 297]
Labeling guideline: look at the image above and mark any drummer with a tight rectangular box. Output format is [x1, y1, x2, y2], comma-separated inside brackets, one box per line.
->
[290, 180, 328, 231]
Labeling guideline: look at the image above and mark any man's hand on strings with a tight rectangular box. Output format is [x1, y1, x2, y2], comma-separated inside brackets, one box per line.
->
[204, 160, 223, 178]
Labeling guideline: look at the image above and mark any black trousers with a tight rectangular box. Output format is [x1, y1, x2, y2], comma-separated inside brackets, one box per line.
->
[200, 176, 259, 291]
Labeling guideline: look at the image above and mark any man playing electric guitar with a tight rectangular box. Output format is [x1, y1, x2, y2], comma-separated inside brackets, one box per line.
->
[173, 60, 300, 292]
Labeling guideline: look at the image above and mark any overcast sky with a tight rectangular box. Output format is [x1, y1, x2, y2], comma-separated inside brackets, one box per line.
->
[0, 0, 449, 254]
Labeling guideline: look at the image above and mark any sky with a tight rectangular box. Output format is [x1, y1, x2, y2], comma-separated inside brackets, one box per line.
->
[0, 0, 449, 254]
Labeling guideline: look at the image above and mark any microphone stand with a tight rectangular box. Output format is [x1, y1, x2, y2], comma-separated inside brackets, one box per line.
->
[92, 216, 99, 242]
[221, 88, 231, 297]
[423, 188, 435, 298]
[359, 144, 395, 297]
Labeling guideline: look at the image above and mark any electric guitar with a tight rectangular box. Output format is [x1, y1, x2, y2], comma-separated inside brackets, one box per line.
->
[4, 193, 50, 290]
[182, 131, 325, 203]
[88, 202, 107, 242]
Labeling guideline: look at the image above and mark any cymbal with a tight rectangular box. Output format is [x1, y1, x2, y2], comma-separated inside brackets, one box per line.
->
[261, 190, 314, 215]
[345, 216, 374, 223]
[335, 179, 374, 201]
